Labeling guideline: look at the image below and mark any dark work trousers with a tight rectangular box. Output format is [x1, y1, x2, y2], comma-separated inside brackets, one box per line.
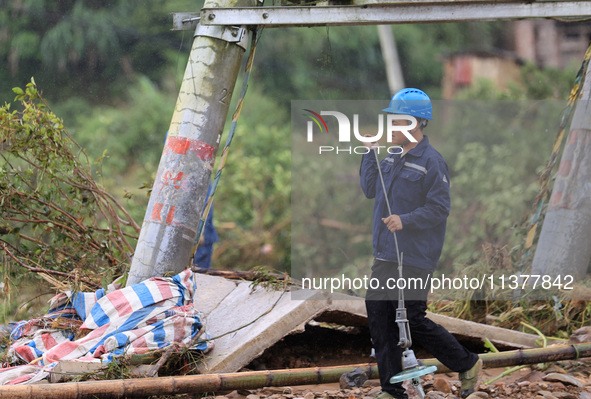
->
[365, 259, 479, 398]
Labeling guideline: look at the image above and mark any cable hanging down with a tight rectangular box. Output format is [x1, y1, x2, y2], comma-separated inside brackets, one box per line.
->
[193, 27, 263, 248]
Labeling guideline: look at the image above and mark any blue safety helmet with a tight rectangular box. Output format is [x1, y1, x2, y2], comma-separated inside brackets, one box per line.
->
[382, 88, 433, 120]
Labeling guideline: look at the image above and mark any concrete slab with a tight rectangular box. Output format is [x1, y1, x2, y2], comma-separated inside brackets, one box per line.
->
[198, 281, 343, 373]
[194, 275, 551, 374]
[194, 273, 239, 318]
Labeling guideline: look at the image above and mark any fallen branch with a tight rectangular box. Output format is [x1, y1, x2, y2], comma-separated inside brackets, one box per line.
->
[146, 327, 205, 378]
[191, 267, 299, 285]
[1, 242, 101, 290]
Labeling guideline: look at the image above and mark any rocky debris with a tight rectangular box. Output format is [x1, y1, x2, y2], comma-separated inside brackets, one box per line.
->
[545, 366, 568, 375]
[552, 392, 578, 399]
[364, 386, 381, 397]
[569, 327, 591, 344]
[361, 380, 380, 388]
[543, 373, 584, 388]
[339, 367, 369, 389]
[433, 378, 452, 393]
[536, 391, 559, 399]
[203, 359, 591, 399]
[239, 378, 586, 399]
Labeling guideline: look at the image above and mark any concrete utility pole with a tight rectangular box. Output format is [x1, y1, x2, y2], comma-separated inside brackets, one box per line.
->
[377, 25, 405, 95]
[531, 59, 591, 280]
[126, 0, 257, 287]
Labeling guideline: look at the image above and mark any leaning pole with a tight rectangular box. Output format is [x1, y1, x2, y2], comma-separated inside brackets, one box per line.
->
[126, 0, 257, 286]
[531, 54, 591, 280]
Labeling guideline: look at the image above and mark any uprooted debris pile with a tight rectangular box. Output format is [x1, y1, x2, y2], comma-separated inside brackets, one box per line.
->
[3, 268, 591, 399]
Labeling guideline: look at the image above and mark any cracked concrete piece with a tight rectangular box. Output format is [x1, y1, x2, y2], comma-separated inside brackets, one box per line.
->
[195, 276, 367, 373]
[194, 275, 553, 373]
[194, 273, 239, 318]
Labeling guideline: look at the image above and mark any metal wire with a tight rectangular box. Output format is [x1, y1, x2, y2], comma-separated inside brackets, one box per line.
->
[193, 27, 262, 247]
[372, 148, 405, 305]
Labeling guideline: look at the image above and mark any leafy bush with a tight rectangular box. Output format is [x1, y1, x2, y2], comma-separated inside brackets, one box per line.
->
[0, 80, 139, 291]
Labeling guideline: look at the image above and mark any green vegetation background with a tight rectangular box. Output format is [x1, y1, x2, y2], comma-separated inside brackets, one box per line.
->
[0, 1, 581, 324]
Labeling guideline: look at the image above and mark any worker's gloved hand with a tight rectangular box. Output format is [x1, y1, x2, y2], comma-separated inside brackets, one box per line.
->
[382, 214, 403, 232]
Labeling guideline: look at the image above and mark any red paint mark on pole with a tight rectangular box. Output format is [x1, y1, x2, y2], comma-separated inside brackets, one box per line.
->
[557, 159, 572, 177]
[162, 171, 185, 189]
[173, 172, 183, 189]
[550, 190, 563, 206]
[165, 206, 176, 225]
[568, 130, 578, 144]
[152, 203, 164, 221]
[165, 136, 215, 161]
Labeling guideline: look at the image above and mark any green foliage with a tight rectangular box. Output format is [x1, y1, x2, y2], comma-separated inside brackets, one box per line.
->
[63, 76, 175, 223]
[39, 2, 121, 73]
[455, 63, 577, 101]
[521, 62, 577, 100]
[0, 0, 200, 104]
[249, 266, 292, 292]
[444, 142, 539, 267]
[435, 98, 565, 270]
[214, 88, 291, 271]
[291, 130, 373, 284]
[254, 26, 385, 104]
[0, 80, 140, 291]
[253, 22, 511, 105]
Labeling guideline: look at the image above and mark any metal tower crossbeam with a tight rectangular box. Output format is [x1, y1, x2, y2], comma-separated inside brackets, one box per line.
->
[172, 1, 591, 30]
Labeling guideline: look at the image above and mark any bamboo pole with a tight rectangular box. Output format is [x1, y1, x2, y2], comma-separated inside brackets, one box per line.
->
[2, 344, 590, 398]
[421, 343, 591, 374]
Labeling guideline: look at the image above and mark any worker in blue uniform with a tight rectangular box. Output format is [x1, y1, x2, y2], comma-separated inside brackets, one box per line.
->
[360, 89, 482, 399]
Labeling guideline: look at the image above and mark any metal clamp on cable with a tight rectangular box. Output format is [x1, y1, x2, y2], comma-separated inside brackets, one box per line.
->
[194, 24, 248, 50]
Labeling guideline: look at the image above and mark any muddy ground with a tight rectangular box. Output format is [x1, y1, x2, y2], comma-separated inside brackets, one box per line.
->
[208, 359, 591, 399]
[228, 323, 591, 399]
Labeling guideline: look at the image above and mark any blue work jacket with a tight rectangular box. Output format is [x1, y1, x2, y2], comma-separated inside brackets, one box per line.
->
[359, 135, 450, 271]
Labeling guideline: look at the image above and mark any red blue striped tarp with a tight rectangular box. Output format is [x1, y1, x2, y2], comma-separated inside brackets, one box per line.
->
[0, 269, 212, 385]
